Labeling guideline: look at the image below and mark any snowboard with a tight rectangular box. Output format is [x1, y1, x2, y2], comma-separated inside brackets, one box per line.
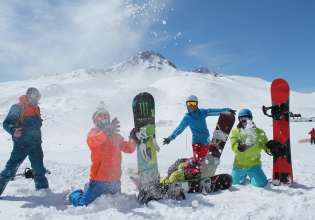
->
[132, 92, 160, 190]
[262, 78, 293, 186]
[201, 112, 235, 177]
[138, 173, 233, 204]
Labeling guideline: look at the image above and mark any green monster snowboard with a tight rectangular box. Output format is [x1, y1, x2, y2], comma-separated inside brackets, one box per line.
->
[132, 92, 160, 191]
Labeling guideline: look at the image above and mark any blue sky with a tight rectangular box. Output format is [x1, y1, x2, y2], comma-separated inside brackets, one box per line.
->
[1, 0, 314, 93]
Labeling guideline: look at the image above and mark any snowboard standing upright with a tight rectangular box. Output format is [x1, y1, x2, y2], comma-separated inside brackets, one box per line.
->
[263, 78, 293, 186]
[201, 112, 235, 177]
[132, 92, 160, 190]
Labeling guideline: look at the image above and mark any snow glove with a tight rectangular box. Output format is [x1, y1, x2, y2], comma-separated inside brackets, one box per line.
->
[130, 126, 140, 140]
[163, 138, 170, 145]
[266, 139, 287, 157]
[237, 139, 253, 152]
[103, 117, 120, 136]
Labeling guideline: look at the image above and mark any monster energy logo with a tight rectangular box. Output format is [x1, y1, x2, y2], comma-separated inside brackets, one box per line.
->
[139, 102, 154, 117]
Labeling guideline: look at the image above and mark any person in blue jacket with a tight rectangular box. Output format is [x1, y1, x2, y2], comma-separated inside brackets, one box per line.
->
[163, 95, 233, 162]
[0, 87, 49, 196]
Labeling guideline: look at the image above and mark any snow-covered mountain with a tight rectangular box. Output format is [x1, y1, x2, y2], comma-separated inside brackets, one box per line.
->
[191, 66, 224, 77]
[0, 51, 315, 219]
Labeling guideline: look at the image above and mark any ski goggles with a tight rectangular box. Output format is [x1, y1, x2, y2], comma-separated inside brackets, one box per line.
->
[239, 117, 251, 122]
[97, 114, 109, 120]
[27, 93, 41, 100]
[186, 101, 197, 106]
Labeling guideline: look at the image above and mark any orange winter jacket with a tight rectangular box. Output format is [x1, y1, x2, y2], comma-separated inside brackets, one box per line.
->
[309, 128, 315, 138]
[87, 126, 136, 181]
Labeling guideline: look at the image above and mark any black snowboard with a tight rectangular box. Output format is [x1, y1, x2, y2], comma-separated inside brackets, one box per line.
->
[138, 173, 233, 204]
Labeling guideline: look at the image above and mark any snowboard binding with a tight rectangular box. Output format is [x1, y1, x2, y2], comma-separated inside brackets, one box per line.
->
[137, 125, 160, 152]
[210, 125, 229, 146]
[266, 139, 288, 158]
[199, 178, 212, 195]
[262, 104, 289, 121]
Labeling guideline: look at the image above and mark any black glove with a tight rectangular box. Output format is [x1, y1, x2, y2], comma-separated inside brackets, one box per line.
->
[229, 109, 236, 115]
[266, 140, 287, 157]
[111, 117, 120, 134]
[237, 139, 253, 152]
[103, 117, 120, 136]
[24, 168, 34, 179]
[163, 138, 170, 145]
[130, 126, 140, 140]
[103, 125, 113, 136]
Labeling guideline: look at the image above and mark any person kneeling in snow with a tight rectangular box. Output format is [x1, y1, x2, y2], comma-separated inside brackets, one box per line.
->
[69, 106, 137, 207]
[230, 109, 270, 187]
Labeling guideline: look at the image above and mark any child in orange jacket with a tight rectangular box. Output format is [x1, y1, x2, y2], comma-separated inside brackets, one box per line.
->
[69, 106, 137, 207]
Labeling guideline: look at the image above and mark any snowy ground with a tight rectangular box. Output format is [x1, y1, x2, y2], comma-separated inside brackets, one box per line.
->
[0, 53, 315, 219]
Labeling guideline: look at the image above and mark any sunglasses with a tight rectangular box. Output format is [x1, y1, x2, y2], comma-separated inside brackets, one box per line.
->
[186, 101, 197, 106]
[28, 93, 41, 101]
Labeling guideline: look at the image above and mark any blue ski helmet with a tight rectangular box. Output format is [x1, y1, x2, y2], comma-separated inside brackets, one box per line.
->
[238, 109, 253, 119]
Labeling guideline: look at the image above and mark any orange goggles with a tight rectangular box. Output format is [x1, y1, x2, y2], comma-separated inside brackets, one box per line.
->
[186, 101, 197, 106]
[97, 114, 109, 120]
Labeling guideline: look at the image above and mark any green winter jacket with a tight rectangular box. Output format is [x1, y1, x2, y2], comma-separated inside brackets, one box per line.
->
[231, 126, 269, 169]
[160, 163, 186, 183]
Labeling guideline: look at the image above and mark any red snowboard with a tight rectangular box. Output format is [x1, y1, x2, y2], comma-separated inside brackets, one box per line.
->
[264, 79, 293, 186]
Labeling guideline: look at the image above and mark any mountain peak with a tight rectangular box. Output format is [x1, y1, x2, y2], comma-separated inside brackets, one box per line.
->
[105, 50, 177, 74]
[126, 51, 177, 69]
[192, 66, 223, 77]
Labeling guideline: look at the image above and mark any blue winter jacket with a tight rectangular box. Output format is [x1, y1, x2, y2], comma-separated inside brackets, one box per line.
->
[3, 95, 43, 145]
[167, 108, 230, 145]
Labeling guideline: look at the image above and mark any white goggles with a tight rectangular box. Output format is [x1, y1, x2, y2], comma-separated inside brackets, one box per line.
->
[239, 117, 251, 122]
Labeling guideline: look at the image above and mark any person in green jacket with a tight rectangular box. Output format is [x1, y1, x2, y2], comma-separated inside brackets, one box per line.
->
[230, 109, 270, 187]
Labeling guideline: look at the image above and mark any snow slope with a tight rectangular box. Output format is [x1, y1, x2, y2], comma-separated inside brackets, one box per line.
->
[0, 51, 315, 220]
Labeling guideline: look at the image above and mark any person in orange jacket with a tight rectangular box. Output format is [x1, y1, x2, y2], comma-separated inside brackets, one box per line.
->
[309, 128, 315, 145]
[69, 106, 137, 207]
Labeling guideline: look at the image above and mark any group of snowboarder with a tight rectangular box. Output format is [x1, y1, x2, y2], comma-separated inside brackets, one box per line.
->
[0, 87, 277, 207]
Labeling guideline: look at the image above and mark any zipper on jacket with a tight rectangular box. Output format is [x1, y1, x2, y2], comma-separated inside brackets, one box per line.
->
[95, 161, 102, 176]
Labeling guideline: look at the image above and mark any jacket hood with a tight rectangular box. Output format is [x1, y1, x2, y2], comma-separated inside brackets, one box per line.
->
[19, 95, 27, 104]
[19, 95, 38, 107]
